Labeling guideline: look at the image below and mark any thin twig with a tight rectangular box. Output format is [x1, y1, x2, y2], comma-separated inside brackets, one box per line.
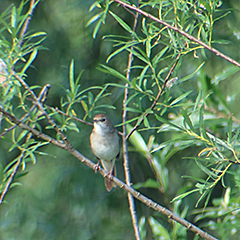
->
[113, 0, 240, 68]
[0, 155, 23, 206]
[122, 6, 141, 240]
[44, 105, 125, 136]
[0, 84, 51, 205]
[14, 74, 72, 148]
[0, 107, 218, 240]
[45, 105, 93, 126]
[0, 84, 51, 138]
[126, 44, 184, 140]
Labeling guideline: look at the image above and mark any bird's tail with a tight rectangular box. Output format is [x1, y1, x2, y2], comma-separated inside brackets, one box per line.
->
[104, 164, 117, 192]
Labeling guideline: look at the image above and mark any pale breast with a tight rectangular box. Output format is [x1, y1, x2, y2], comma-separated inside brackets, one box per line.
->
[90, 131, 119, 161]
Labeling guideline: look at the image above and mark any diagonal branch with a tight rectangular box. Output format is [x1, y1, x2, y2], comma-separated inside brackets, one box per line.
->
[0, 84, 51, 206]
[113, 0, 240, 68]
[126, 46, 183, 140]
[0, 107, 218, 240]
[14, 74, 72, 148]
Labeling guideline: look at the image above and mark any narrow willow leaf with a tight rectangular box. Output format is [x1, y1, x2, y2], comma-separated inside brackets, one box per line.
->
[181, 108, 194, 131]
[124, 107, 142, 113]
[81, 100, 88, 113]
[152, 46, 169, 66]
[133, 178, 160, 189]
[227, 116, 232, 144]
[24, 32, 47, 39]
[171, 189, 199, 202]
[212, 66, 239, 84]
[89, 1, 101, 12]
[98, 65, 132, 85]
[178, 62, 205, 84]
[196, 161, 218, 179]
[86, 11, 103, 27]
[109, 11, 135, 35]
[95, 104, 116, 109]
[106, 41, 138, 62]
[126, 124, 149, 156]
[146, 38, 151, 58]
[143, 116, 150, 128]
[148, 217, 171, 238]
[92, 14, 104, 38]
[128, 48, 149, 65]
[170, 91, 192, 106]
[21, 49, 38, 74]
[93, 85, 108, 103]
[11, 6, 17, 28]
[193, 90, 202, 112]
[155, 114, 184, 132]
[199, 104, 207, 139]
[17, 130, 28, 143]
[69, 59, 75, 93]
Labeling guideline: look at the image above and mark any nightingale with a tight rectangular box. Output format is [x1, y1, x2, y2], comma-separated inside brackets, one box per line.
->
[90, 114, 120, 191]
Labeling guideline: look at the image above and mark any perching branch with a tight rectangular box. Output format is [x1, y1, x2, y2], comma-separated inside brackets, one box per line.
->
[0, 107, 218, 240]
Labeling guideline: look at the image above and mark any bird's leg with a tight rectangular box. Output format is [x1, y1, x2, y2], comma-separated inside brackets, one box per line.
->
[94, 158, 101, 173]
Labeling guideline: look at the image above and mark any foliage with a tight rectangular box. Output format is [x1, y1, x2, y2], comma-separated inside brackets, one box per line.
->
[0, 0, 240, 239]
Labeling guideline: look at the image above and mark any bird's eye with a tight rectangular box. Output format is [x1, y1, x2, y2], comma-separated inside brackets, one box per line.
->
[102, 118, 106, 122]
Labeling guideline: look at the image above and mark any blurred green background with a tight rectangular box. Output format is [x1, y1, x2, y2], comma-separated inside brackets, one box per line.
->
[0, 0, 240, 239]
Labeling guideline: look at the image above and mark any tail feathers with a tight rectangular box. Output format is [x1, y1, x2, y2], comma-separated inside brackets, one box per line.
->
[104, 165, 117, 192]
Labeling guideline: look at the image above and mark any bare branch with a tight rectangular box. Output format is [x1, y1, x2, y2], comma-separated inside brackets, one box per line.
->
[122, 4, 141, 239]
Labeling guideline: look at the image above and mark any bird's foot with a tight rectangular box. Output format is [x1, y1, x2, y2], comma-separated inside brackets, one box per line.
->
[105, 172, 113, 180]
[94, 160, 100, 173]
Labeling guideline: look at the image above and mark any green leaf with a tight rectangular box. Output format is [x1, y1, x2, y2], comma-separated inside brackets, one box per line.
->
[98, 65, 132, 85]
[24, 32, 47, 39]
[171, 189, 199, 202]
[152, 46, 169, 67]
[16, 130, 28, 143]
[212, 66, 240, 84]
[126, 124, 149, 156]
[106, 41, 138, 63]
[196, 160, 218, 179]
[193, 90, 202, 112]
[81, 100, 88, 113]
[21, 49, 38, 74]
[170, 91, 192, 106]
[181, 108, 194, 131]
[133, 178, 160, 189]
[109, 11, 135, 35]
[178, 62, 205, 84]
[148, 216, 171, 238]
[69, 59, 75, 93]
[11, 6, 17, 28]
[86, 11, 103, 27]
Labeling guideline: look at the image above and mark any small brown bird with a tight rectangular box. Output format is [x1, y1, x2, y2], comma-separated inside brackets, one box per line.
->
[90, 114, 120, 191]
